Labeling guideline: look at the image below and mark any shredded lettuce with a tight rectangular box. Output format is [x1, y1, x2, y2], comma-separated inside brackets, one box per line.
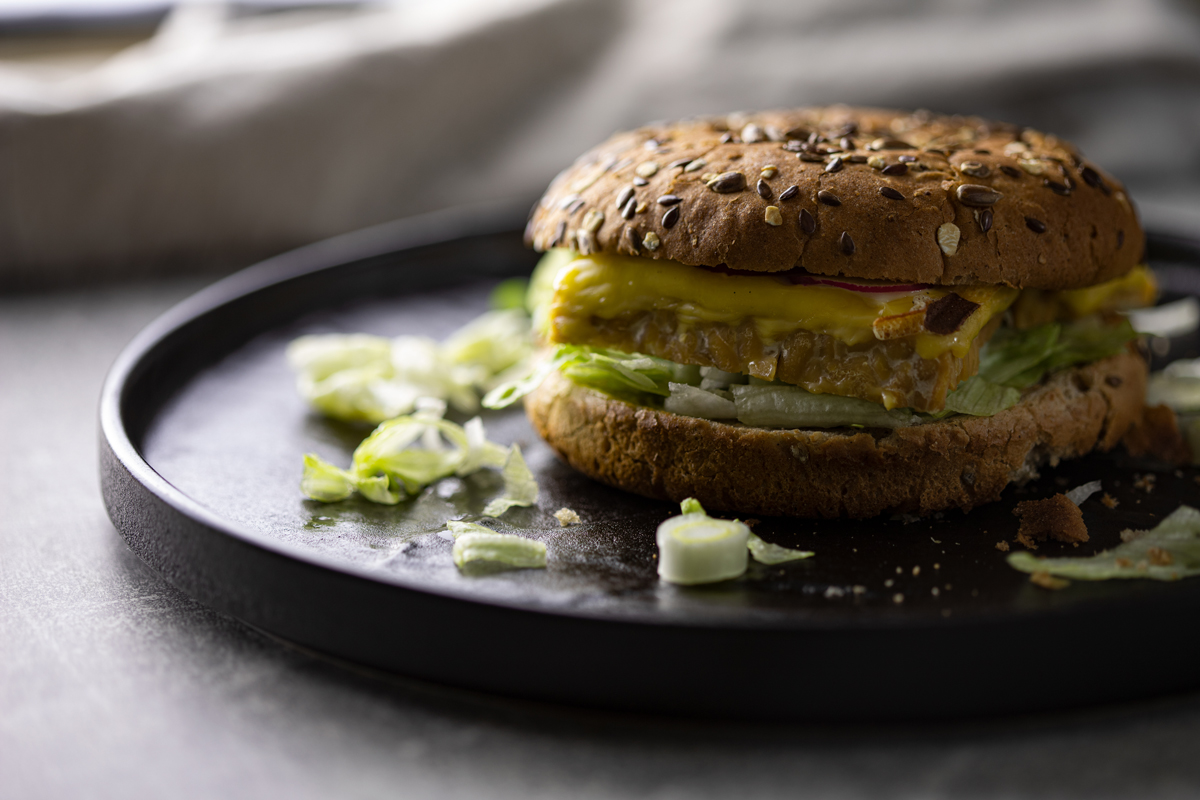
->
[300, 407, 533, 511]
[448, 523, 547, 571]
[288, 308, 533, 422]
[941, 375, 1022, 417]
[1008, 505, 1200, 581]
[732, 384, 917, 429]
[981, 317, 1138, 389]
[747, 533, 814, 565]
[481, 445, 539, 517]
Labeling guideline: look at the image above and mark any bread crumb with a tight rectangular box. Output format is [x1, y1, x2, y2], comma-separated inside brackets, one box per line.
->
[1101, 493, 1119, 509]
[1030, 571, 1070, 590]
[851, 585, 867, 595]
[1133, 473, 1157, 493]
[1123, 404, 1192, 465]
[995, 541, 1010, 552]
[824, 586, 845, 598]
[1119, 528, 1144, 543]
[912, 566, 920, 577]
[1013, 494, 1089, 549]
[554, 508, 581, 526]
[892, 593, 904, 604]
[744, 518, 760, 528]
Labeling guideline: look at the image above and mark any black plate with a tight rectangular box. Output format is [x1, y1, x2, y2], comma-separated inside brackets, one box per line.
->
[101, 202, 1200, 721]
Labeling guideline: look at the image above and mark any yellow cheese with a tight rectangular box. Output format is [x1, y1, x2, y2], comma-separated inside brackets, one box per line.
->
[547, 253, 1017, 360]
[1011, 264, 1157, 329]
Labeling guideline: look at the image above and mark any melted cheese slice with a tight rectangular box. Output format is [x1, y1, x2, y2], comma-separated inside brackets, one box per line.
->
[548, 253, 1018, 360]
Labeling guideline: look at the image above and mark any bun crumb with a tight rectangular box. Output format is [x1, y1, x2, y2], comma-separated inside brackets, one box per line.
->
[1013, 494, 1089, 550]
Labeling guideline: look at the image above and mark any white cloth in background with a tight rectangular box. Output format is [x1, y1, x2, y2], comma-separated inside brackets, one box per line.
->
[2, 0, 1199, 286]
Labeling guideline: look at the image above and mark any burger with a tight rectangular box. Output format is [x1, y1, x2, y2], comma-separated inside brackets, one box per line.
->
[511, 107, 1155, 518]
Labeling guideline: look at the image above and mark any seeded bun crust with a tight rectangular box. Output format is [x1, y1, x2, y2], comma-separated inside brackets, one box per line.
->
[525, 107, 1142, 290]
[525, 351, 1147, 519]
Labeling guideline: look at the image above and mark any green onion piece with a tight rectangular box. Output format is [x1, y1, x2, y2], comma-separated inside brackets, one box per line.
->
[679, 497, 706, 516]
[747, 533, 814, 565]
[657, 500, 749, 585]
[1007, 505, 1200, 582]
[481, 445, 539, 517]
[452, 531, 547, 571]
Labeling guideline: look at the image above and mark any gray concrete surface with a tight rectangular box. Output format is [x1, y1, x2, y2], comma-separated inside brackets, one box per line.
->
[6, 278, 1200, 800]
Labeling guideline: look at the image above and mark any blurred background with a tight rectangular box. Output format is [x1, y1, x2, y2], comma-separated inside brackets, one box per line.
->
[1, 0, 1199, 289]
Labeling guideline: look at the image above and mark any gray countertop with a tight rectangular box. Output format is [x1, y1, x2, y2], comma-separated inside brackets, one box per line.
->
[6, 278, 1200, 800]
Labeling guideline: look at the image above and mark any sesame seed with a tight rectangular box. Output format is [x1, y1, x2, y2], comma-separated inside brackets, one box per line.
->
[761, 165, 779, 179]
[839, 137, 855, 151]
[897, 155, 918, 163]
[621, 198, 636, 220]
[642, 231, 661, 250]
[765, 206, 783, 226]
[779, 185, 799, 201]
[798, 153, 825, 162]
[558, 193, 581, 210]
[741, 123, 764, 143]
[566, 198, 585, 215]
[616, 186, 635, 209]
[979, 208, 993, 233]
[757, 179, 773, 200]
[879, 186, 904, 201]
[881, 163, 908, 176]
[553, 221, 566, 246]
[636, 161, 660, 179]
[840, 231, 855, 255]
[683, 158, 707, 173]
[1025, 216, 1047, 233]
[582, 209, 605, 232]
[662, 206, 680, 229]
[799, 208, 816, 234]
[825, 156, 844, 174]
[667, 158, 691, 169]
[999, 165, 1021, 179]
[657, 195, 681, 206]
[845, 154, 869, 163]
[632, 176, 648, 187]
[817, 190, 841, 206]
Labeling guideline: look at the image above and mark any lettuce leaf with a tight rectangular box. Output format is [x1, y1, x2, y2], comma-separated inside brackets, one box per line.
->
[980, 317, 1138, 389]
[1008, 505, 1200, 581]
[300, 408, 533, 508]
[746, 533, 814, 565]
[289, 309, 533, 422]
[481, 445, 539, 517]
[732, 384, 917, 429]
[450, 525, 547, 571]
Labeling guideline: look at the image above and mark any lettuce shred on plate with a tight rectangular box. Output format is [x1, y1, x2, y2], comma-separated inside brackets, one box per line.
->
[445, 521, 547, 571]
[288, 307, 534, 423]
[301, 399, 538, 513]
[1008, 505, 1200, 582]
[484, 317, 1139, 430]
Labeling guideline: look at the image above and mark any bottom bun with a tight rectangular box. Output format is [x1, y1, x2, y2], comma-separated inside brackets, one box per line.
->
[525, 351, 1147, 519]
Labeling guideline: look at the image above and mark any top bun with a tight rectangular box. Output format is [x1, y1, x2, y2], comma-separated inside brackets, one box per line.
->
[525, 107, 1143, 290]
